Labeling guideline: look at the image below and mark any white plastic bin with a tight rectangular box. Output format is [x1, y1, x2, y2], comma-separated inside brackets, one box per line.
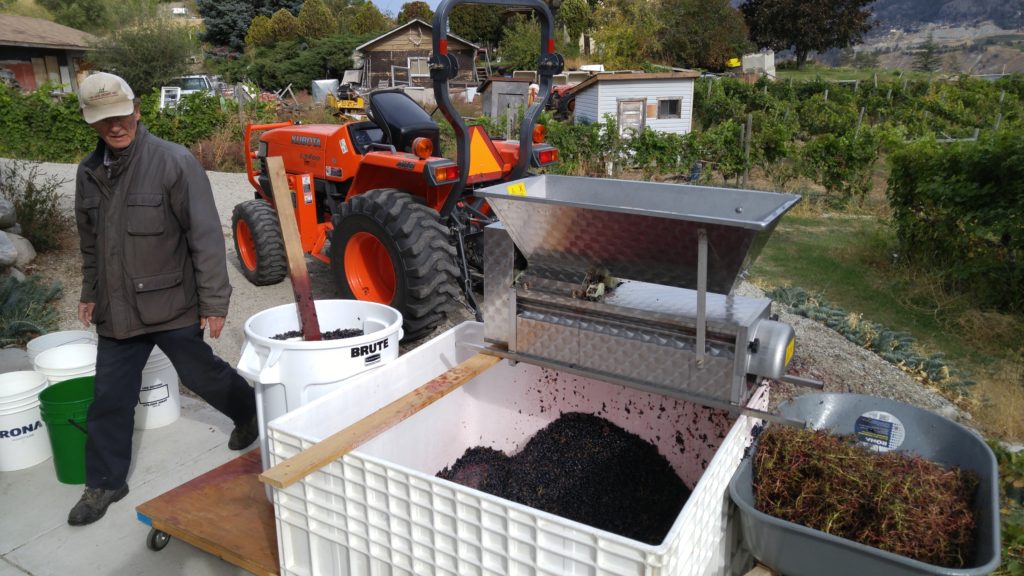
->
[238, 299, 402, 489]
[0, 371, 52, 471]
[267, 321, 766, 576]
[26, 330, 96, 363]
[134, 346, 181, 429]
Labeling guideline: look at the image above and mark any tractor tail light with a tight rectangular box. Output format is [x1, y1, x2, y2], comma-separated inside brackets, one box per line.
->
[432, 164, 459, 183]
[532, 124, 546, 144]
[537, 148, 559, 165]
[413, 137, 433, 159]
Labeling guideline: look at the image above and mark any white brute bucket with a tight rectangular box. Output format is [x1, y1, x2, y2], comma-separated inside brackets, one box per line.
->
[134, 346, 181, 430]
[237, 299, 402, 495]
[33, 343, 97, 384]
[26, 330, 96, 363]
[0, 371, 52, 471]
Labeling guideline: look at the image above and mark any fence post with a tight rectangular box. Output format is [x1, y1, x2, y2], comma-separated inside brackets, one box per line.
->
[742, 113, 752, 188]
[824, 89, 829, 102]
[855, 107, 865, 138]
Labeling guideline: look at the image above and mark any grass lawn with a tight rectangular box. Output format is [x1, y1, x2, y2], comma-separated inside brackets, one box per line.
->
[750, 211, 1024, 440]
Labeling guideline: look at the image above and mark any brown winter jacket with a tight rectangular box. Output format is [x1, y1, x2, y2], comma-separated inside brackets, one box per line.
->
[75, 124, 232, 339]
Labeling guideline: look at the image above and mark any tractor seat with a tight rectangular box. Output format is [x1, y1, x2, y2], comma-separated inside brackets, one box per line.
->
[367, 90, 440, 155]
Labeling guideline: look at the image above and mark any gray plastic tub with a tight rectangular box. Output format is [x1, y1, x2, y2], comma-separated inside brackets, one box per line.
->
[729, 393, 1000, 576]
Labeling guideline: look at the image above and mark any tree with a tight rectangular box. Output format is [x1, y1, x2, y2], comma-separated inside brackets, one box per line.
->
[396, 1, 433, 24]
[740, 0, 874, 68]
[557, 0, 593, 55]
[449, 5, 504, 49]
[269, 8, 299, 42]
[197, 0, 301, 49]
[298, 0, 335, 40]
[913, 33, 941, 73]
[87, 17, 194, 94]
[498, 15, 540, 71]
[348, 2, 390, 35]
[197, 0, 255, 49]
[591, 0, 663, 70]
[657, 0, 750, 70]
[246, 14, 274, 47]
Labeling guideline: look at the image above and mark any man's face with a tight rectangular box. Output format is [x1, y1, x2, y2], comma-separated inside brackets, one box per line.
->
[90, 105, 141, 150]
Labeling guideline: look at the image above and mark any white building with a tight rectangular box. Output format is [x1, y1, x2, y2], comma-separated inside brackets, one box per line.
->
[567, 71, 699, 136]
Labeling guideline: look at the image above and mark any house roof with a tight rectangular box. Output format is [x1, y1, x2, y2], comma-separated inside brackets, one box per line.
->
[0, 14, 98, 51]
[568, 71, 699, 96]
[478, 77, 533, 92]
[354, 19, 480, 53]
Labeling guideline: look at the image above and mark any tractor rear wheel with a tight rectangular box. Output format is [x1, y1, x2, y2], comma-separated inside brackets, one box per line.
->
[330, 189, 459, 341]
[232, 199, 287, 286]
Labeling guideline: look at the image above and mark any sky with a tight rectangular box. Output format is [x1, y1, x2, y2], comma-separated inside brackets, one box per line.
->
[371, 0, 440, 18]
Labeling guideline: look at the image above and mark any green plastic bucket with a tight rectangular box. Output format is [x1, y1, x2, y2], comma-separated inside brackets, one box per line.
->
[38, 376, 93, 485]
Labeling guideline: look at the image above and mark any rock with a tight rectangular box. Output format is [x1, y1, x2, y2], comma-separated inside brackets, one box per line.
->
[3, 223, 21, 235]
[0, 198, 14, 229]
[5, 267, 25, 282]
[0, 347, 33, 372]
[5, 232, 36, 268]
[0, 231, 17, 267]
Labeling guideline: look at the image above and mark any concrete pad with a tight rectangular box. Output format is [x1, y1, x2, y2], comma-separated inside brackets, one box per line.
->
[0, 558, 29, 576]
[0, 348, 31, 373]
[1, 396, 258, 575]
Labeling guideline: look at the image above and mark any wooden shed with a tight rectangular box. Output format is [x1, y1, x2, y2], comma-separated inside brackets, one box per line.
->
[567, 71, 700, 136]
[0, 14, 96, 92]
[478, 78, 534, 120]
[352, 20, 479, 91]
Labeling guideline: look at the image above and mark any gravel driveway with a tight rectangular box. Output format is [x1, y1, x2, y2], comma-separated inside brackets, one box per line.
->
[22, 160, 966, 424]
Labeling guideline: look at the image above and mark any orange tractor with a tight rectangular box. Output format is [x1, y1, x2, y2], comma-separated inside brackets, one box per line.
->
[233, 0, 564, 340]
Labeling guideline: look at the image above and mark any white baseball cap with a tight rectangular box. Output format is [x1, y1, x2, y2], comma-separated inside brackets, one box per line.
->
[78, 72, 135, 124]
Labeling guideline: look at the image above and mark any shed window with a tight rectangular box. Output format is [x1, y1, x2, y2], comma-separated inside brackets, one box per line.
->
[658, 98, 682, 119]
[408, 57, 429, 77]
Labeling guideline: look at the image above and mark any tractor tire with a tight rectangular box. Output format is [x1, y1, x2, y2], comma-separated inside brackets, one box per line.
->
[232, 199, 287, 286]
[330, 189, 460, 341]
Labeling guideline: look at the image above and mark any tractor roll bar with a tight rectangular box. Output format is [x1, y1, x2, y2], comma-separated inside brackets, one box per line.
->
[429, 0, 564, 220]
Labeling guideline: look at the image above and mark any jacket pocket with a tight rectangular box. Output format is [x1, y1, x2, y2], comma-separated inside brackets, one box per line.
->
[134, 270, 188, 325]
[126, 193, 164, 236]
[82, 195, 100, 227]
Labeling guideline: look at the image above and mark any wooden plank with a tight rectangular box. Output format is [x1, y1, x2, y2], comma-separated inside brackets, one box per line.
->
[265, 156, 321, 341]
[136, 450, 278, 576]
[744, 565, 776, 576]
[260, 352, 502, 490]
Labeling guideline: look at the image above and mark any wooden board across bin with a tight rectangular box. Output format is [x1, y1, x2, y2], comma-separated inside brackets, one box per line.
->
[136, 449, 278, 575]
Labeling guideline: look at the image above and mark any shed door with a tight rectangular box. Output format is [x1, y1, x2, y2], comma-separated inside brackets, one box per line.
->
[496, 92, 525, 119]
[617, 99, 646, 137]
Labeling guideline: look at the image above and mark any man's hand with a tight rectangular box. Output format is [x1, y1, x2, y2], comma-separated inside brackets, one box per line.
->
[201, 316, 226, 339]
[78, 302, 95, 328]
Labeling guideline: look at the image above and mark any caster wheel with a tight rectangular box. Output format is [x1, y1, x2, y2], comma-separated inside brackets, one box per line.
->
[147, 528, 170, 551]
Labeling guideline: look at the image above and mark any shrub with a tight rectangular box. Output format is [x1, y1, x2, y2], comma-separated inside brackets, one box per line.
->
[0, 160, 74, 253]
[888, 129, 1024, 312]
[0, 275, 63, 347]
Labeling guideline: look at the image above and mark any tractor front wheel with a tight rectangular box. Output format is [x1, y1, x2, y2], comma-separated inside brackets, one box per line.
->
[232, 199, 287, 286]
[330, 189, 459, 341]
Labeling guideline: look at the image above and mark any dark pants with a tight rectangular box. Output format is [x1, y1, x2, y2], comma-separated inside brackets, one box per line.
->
[85, 323, 256, 489]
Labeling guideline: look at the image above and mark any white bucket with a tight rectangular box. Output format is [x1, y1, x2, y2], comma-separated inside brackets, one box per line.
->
[0, 372, 52, 471]
[237, 299, 402, 496]
[26, 330, 96, 363]
[33, 343, 97, 384]
[134, 346, 181, 430]
[0, 371, 48, 407]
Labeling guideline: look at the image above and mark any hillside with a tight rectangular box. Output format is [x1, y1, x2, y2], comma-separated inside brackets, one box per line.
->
[871, 0, 1023, 30]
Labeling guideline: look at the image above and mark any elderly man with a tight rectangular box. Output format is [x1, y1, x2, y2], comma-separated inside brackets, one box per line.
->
[69, 72, 258, 526]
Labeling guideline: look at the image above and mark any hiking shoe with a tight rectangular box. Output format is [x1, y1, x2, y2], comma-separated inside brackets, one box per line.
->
[68, 484, 129, 526]
[229, 414, 259, 450]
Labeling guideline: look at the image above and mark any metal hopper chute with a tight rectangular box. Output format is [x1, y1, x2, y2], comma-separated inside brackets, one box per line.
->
[476, 175, 817, 422]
